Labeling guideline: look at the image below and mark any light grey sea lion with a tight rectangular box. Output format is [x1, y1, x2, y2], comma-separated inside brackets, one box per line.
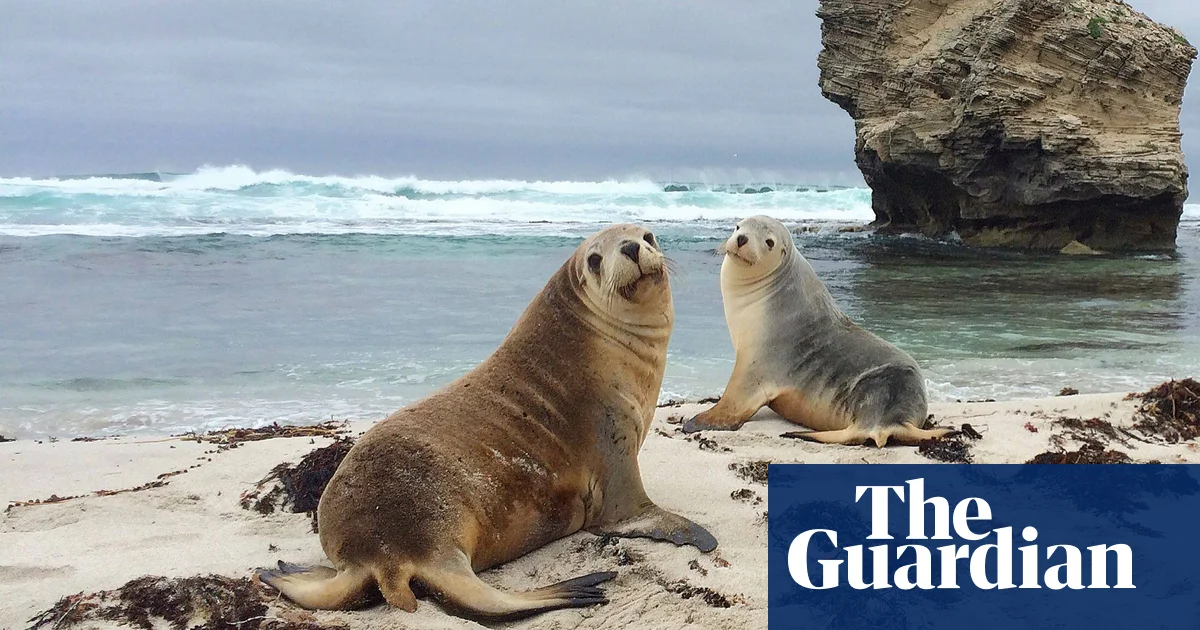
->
[682, 215, 951, 447]
[258, 224, 716, 621]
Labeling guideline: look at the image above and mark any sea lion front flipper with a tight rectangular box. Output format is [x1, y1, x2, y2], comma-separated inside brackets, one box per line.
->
[591, 437, 718, 552]
[589, 504, 718, 552]
[681, 409, 747, 433]
[419, 550, 614, 619]
[682, 366, 770, 434]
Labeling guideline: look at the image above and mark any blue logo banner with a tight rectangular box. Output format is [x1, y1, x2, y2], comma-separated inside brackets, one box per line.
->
[767, 464, 1200, 629]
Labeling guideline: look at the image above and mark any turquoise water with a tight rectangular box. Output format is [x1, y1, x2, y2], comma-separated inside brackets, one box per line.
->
[1, 167, 1197, 438]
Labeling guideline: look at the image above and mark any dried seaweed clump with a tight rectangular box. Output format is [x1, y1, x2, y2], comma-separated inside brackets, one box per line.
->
[1027, 442, 1133, 464]
[1130, 378, 1200, 443]
[728, 460, 770, 485]
[917, 424, 982, 464]
[686, 433, 728, 452]
[658, 578, 747, 608]
[190, 421, 349, 446]
[8, 470, 187, 512]
[1029, 416, 1143, 464]
[240, 438, 355, 530]
[26, 575, 349, 630]
[730, 488, 762, 505]
[918, 436, 972, 463]
[1052, 416, 1127, 444]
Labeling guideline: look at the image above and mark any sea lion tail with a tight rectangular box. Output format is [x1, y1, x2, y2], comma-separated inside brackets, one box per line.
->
[257, 561, 375, 610]
[419, 550, 615, 619]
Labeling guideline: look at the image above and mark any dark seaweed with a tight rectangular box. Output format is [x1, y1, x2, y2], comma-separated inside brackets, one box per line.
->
[28, 575, 348, 630]
[240, 438, 354, 531]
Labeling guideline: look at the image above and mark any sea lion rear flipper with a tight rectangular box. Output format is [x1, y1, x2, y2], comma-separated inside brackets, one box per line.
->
[590, 504, 718, 552]
[419, 550, 614, 619]
[257, 561, 375, 610]
[881, 422, 955, 446]
[782, 427, 872, 446]
[782, 422, 953, 448]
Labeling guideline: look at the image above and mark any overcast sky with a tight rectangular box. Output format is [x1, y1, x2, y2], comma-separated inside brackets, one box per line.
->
[0, 0, 1196, 184]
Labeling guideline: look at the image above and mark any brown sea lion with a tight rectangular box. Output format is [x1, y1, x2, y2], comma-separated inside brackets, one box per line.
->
[259, 224, 716, 620]
[682, 215, 951, 446]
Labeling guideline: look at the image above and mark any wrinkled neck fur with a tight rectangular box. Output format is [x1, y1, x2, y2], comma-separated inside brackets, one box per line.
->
[722, 250, 794, 302]
[485, 264, 594, 375]
[568, 262, 673, 358]
[788, 252, 840, 317]
[485, 261, 670, 382]
[723, 248, 839, 318]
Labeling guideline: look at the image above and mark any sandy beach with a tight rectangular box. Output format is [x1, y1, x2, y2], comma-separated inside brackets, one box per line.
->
[5, 390, 1198, 629]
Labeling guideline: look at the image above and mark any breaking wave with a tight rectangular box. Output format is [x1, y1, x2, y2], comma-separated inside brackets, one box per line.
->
[0, 165, 874, 237]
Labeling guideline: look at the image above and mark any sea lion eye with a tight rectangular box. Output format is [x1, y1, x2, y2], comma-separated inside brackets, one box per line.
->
[765, 238, 775, 249]
[643, 232, 655, 246]
[587, 253, 603, 273]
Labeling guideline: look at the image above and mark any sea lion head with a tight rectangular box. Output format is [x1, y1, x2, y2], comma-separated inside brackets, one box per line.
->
[721, 215, 793, 274]
[573, 224, 671, 322]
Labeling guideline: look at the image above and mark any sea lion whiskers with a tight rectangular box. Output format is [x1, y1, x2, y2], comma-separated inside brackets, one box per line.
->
[662, 256, 684, 280]
[712, 237, 733, 259]
[599, 269, 621, 310]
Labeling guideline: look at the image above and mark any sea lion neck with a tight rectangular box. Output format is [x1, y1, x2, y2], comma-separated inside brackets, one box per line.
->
[482, 260, 669, 375]
[721, 247, 840, 325]
[788, 251, 840, 316]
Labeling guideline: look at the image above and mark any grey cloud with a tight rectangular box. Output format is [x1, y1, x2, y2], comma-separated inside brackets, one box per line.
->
[0, 0, 1196, 186]
[1140, 1, 1200, 172]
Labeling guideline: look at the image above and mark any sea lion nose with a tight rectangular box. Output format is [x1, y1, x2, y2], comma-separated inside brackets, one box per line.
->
[736, 234, 748, 248]
[620, 240, 641, 264]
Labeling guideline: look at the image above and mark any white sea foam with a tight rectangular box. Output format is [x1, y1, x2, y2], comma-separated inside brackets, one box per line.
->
[0, 165, 663, 197]
[0, 165, 876, 237]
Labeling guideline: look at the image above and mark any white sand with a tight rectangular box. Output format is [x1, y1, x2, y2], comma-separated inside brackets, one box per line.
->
[4, 392, 1197, 629]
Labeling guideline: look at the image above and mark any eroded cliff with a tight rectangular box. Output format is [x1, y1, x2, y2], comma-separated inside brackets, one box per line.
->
[818, 0, 1197, 250]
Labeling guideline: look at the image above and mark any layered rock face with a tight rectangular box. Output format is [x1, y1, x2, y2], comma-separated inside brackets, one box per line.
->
[818, 0, 1197, 250]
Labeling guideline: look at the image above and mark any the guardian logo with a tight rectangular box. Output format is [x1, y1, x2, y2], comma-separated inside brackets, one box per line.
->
[788, 478, 1135, 591]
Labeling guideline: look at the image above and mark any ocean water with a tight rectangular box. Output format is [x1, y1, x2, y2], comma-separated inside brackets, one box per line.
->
[1, 166, 1198, 439]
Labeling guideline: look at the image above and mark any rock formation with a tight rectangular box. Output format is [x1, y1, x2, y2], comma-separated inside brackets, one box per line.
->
[818, 0, 1197, 250]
